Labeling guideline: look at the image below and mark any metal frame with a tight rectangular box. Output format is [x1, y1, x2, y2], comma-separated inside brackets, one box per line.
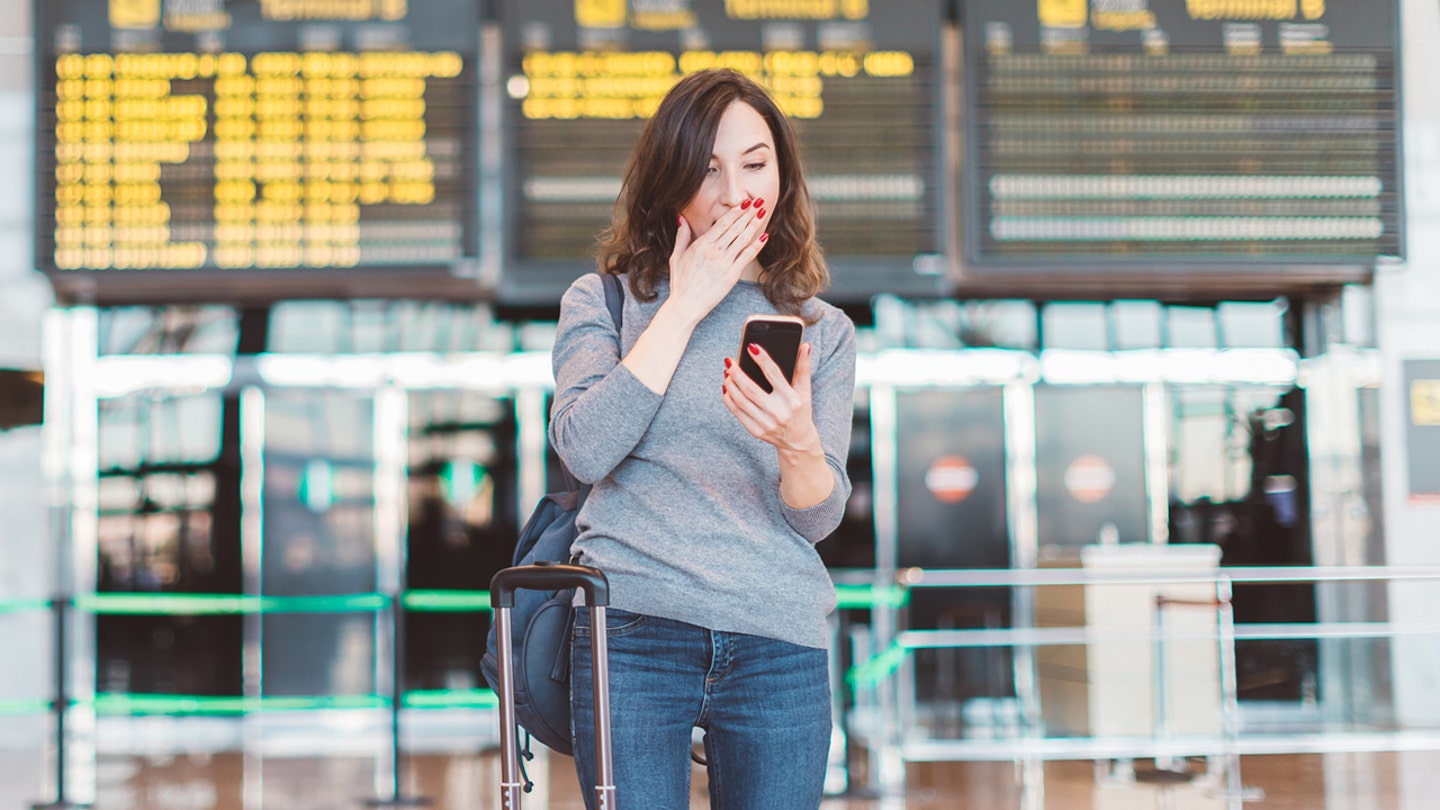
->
[238, 385, 265, 809]
[40, 307, 100, 806]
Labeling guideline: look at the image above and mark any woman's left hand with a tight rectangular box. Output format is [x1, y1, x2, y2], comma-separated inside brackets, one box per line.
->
[722, 342, 822, 454]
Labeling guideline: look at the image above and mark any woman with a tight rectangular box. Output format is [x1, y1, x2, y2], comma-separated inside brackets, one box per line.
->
[549, 68, 856, 809]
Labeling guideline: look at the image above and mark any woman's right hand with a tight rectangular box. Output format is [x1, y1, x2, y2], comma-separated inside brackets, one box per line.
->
[619, 201, 768, 396]
[666, 202, 769, 323]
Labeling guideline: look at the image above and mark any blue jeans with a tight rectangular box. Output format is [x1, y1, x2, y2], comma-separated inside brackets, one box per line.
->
[569, 608, 831, 810]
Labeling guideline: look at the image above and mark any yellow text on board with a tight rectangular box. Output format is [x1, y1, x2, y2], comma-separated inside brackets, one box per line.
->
[261, 0, 408, 21]
[110, 0, 160, 29]
[1038, 0, 1087, 28]
[50, 50, 459, 271]
[1412, 380, 1440, 427]
[726, 0, 869, 21]
[576, 0, 627, 28]
[1186, 0, 1326, 20]
[520, 49, 913, 120]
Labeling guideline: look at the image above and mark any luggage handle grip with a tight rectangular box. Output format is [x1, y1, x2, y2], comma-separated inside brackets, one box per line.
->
[490, 563, 610, 609]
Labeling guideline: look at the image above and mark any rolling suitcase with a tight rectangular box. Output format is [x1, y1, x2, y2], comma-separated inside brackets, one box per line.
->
[489, 563, 616, 809]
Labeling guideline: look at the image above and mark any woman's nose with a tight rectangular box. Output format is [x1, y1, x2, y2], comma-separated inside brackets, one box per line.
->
[719, 171, 749, 207]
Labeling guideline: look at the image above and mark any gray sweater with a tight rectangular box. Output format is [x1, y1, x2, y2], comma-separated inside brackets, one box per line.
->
[549, 273, 856, 649]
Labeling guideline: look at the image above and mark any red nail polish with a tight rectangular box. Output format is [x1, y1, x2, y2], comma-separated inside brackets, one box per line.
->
[724, 357, 732, 368]
[759, 233, 768, 243]
[677, 215, 684, 227]
[741, 199, 751, 210]
[754, 198, 764, 208]
[722, 385, 727, 395]
[757, 208, 766, 219]
[748, 343, 760, 355]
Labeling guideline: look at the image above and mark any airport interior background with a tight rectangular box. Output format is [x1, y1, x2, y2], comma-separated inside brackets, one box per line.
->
[3, 0, 1440, 807]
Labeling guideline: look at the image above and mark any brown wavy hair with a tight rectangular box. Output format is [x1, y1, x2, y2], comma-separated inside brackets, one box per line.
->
[596, 69, 828, 317]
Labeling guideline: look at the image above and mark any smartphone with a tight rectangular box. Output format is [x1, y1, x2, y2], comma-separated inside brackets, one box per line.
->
[737, 314, 804, 394]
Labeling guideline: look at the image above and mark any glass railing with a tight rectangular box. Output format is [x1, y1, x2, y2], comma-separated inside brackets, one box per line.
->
[840, 562, 1440, 798]
[0, 582, 908, 717]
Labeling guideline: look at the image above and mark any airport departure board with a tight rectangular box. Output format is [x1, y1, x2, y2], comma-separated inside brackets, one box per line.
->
[35, 0, 479, 304]
[500, 0, 947, 305]
[962, 0, 1403, 282]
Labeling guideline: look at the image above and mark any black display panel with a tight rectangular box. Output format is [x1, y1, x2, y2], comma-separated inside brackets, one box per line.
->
[36, 0, 480, 304]
[1033, 385, 1147, 550]
[500, 0, 948, 305]
[962, 0, 1403, 287]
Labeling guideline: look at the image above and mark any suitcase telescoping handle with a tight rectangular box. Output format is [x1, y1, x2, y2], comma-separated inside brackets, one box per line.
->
[489, 563, 615, 810]
[490, 561, 610, 608]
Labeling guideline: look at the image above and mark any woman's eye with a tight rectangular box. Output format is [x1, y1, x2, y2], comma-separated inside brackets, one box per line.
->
[704, 166, 719, 176]
[746, 162, 767, 172]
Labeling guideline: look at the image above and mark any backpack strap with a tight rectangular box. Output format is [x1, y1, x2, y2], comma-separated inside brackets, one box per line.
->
[600, 272, 624, 332]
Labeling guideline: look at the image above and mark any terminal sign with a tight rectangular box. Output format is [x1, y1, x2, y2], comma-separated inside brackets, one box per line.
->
[500, 0, 944, 304]
[35, 0, 480, 303]
[962, 0, 1403, 281]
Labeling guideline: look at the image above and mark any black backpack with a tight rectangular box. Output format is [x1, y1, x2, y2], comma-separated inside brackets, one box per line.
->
[479, 272, 623, 757]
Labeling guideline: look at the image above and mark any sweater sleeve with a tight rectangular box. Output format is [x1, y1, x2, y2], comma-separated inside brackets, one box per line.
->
[780, 307, 857, 543]
[548, 274, 664, 484]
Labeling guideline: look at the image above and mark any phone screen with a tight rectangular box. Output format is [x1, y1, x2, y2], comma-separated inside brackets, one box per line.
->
[738, 316, 804, 394]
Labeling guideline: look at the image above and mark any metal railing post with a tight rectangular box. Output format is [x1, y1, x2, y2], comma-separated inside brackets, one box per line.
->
[1212, 577, 1263, 804]
[31, 595, 89, 810]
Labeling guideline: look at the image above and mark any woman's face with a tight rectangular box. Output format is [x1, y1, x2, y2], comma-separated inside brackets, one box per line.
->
[678, 100, 781, 240]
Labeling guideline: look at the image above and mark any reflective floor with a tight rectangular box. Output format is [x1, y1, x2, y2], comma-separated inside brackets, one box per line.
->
[9, 749, 1440, 809]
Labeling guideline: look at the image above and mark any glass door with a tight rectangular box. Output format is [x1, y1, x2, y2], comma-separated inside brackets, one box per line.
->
[254, 388, 381, 701]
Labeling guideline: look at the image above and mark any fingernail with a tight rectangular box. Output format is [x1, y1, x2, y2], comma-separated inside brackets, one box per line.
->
[759, 233, 768, 243]
[722, 385, 727, 395]
[724, 357, 732, 368]
[677, 215, 684, 226]
[740, 199, 751, 210]
[757, 208, 766, 219]
[748, 343, 760, 355]
[754, 198, 764, 208]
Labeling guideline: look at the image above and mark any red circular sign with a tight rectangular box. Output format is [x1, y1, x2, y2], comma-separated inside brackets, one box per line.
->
[1064, 454, 1116, 504]
[926, 455, 978, 504]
